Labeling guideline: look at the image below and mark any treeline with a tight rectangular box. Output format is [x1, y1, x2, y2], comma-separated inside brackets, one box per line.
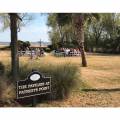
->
[0, 40, 31, 51]
[47, 13, 120, 53]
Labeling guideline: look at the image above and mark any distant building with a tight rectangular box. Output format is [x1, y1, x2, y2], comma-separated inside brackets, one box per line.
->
[30, 41, 49, 49]
[29, 45, 47, 49]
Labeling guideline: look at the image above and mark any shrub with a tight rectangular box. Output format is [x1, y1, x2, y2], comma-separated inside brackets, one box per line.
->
[0, 77, 16, 100]
[17, 63, 78, 100]
[0, 77, 21, 107]
[43, 47, 52, 53]
[0, 62, 5, 76]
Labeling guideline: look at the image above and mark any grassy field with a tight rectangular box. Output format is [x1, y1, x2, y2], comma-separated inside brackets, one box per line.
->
[0, 45, 6, 48]
[0, 51, 120, 107]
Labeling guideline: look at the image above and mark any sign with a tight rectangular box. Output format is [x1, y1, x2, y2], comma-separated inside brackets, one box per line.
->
[16, 71, 51, 99]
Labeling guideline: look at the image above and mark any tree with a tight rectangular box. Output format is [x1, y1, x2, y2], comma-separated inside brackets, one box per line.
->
[0, 13, 10, 31]
[85, 13, 120, 53]
[0, 13, 33, 81]
[101, 13, 120, 53]
[73, 13, 100, 66]
[48, 13, 99, 67]
[84, 14, 104, 52]
[72, 14, 87, 66]
[48, 14, 77, 49]
[9, 13, 22, 81]
[18, 40, 30, 51]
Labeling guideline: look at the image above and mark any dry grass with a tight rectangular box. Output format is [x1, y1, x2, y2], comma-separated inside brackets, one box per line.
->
[0, 45, 6, 48]
[0, 51, 120, 107]
[81, 55, 120, 89]
[39, 91, 120, 107]
[0, 51, 11, 66]
[0, 51, 120, 89]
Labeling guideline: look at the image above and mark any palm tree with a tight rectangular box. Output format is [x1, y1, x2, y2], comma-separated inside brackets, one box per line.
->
[72, 14, 87, 66]
[53, 13, 99, 67]
[9, 13, 20, 81]
[0, 13, 32, 81]
[73, 13, 100, 67]
[0, 13, 21, 81]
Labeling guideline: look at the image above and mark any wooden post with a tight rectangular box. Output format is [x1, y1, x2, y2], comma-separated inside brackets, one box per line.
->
[30, 49, 33, 59]
[32, 96, 37, 107]
[31, 69, 37, 107]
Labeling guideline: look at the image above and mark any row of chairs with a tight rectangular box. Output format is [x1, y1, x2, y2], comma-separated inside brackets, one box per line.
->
[54, 51, 81, 57]
[18, 51, 44, 57]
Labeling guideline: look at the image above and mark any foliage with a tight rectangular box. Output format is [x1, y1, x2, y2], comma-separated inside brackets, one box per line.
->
[43, 47, 52, 53]
[47, 13, 76, 49]
[7, 62, 78, 99]
[0, 13, 10, 31]
[47, 13, 99, 49]
[48, 13, 120, 53]
[0, 13, 34, 32]
[85, 13, 120, 53]
[17, 40, 31, 51]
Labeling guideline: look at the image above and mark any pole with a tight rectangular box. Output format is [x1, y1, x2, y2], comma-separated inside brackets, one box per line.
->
[40, 39, 41, 56]
[32, 96, 37, 107]
[40, 39, 41, 48]
[31, 69, 37, 107]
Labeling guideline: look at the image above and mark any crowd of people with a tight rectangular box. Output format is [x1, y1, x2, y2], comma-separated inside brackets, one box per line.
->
[54, 48, 81, 56]
[18, 47, 81, 58]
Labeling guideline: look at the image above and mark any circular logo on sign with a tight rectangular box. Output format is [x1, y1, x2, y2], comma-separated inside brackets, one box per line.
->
[30, 73, 40, 81]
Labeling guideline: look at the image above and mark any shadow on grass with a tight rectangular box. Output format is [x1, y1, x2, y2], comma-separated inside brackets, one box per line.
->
[15, 94, 51, 107]
[87, 52, 120, 57]
[82, 88, 120, 92]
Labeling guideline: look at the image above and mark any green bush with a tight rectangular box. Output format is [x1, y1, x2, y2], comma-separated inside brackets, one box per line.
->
[43, 47, 52, 53]
[0, 62, 5, 76]
[17, 63, 78, 99]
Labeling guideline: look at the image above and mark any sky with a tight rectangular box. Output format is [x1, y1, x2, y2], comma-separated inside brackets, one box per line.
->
[0, 13, 50, 43]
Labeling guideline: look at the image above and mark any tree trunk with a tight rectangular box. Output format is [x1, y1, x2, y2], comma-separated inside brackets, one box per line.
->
[9, 13, 19, 81]
[73, 14, 87, 67]
[79, 42, 87, 67]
